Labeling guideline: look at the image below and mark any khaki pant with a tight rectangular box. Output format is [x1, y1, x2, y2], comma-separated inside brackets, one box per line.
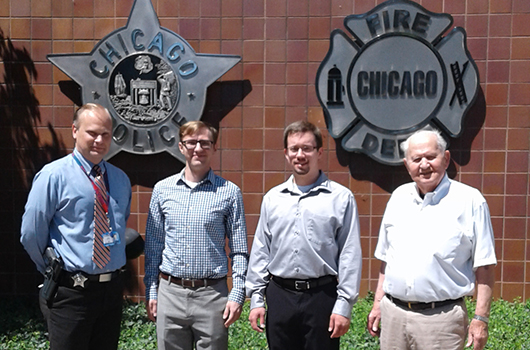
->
[380, 295, 468, 350]
[156, 277, 229, 350]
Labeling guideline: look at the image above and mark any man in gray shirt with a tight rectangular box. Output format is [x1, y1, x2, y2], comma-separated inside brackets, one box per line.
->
[245, 120, 362, 350]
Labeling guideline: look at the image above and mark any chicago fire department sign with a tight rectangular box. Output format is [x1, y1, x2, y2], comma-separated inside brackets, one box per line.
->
[47, 0, 240, 162]
[316, 0, 479, 165]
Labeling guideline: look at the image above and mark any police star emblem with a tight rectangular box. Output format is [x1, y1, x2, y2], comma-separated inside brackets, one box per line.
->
[316, 0, 479, 165]
[71, 273, 88, 288]
[47, 0, 240, 163]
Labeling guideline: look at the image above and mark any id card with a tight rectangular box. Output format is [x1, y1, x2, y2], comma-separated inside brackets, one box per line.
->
[102, 231, 121, 247]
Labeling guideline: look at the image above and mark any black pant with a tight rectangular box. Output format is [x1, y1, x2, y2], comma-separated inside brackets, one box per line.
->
[40, 274, 124, 350]
[265, 278, 340, 350]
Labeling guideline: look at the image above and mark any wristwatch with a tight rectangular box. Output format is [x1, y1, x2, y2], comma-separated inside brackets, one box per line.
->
[473, 314, 489, 324]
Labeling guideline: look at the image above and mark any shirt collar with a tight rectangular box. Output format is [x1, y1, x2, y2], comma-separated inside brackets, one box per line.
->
[176, 168, 214, 186]
[281, 171, 331, 195]
[73, 148, 106, 176]
[413, 173, 450, 206]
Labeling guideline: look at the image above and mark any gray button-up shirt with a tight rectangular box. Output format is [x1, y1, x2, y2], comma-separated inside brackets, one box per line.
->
[246, 172, 362, 318]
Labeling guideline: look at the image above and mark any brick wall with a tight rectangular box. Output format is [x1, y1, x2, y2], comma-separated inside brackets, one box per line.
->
[1, 0, 529, 302]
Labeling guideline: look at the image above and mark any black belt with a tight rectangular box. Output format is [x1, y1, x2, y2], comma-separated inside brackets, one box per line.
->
[160, 272, 224, 288]
[386, 294, 463, 311]
[60, 270, 122, 288]
[272, 275, 336, 291]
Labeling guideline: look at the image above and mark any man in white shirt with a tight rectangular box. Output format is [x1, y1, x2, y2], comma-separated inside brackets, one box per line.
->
[246, 121, 362, 350]
[367, 129, 496, 350]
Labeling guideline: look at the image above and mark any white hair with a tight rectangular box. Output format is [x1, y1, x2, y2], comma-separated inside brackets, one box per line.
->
[400, 129, 447, 157]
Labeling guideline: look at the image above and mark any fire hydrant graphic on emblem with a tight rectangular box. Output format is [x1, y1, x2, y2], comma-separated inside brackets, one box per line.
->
[316, 0, 479, 165]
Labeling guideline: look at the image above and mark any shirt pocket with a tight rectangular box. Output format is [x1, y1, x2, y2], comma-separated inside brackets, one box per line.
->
[432, 227, 472, 261]
[306, 214, 336, 248]
[108, 195, 127, 230]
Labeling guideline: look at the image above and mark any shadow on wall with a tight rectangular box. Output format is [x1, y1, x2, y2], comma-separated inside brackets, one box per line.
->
[334, 87, 486, 194]
[0, 30, 66, 296]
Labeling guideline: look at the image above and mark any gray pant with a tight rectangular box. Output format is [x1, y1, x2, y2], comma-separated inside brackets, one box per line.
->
[380, 295, 468, 350]
[156, 277, 229, 350]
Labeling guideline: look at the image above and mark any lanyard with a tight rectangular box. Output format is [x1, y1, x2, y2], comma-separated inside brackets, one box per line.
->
[72, 153, 110, 213]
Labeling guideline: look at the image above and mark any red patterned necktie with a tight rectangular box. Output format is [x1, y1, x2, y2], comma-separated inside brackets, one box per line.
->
[92, 165, 111, 268]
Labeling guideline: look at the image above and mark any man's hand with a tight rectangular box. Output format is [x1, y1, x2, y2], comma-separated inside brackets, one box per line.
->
[367, 303, 382, 337]
[329, 313, 350, 338]
[223, 301, 242, 328]
[467, 265, 493, 350]
[466, 318, 489, 350]
[147, 299, 157, 322]
[367, 263, 386, 337]
[249, 307, 266, 332]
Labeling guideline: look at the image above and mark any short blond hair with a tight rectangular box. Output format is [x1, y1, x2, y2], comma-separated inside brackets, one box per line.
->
[73, 103, 110, 128]
[179, 121, 219, 144]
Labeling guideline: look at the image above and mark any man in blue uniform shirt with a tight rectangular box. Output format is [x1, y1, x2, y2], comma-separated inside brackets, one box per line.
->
[21, 103, 132, 350]
[144, 121, 248, 350]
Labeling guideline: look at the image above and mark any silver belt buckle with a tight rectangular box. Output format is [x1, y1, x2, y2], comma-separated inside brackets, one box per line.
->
[294, 280, 309, 291]
[99, 273, 112, 282]
[182, 278, 195, 287]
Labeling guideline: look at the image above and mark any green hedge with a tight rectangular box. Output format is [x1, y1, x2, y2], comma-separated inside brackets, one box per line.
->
[1, 295, 528, 349]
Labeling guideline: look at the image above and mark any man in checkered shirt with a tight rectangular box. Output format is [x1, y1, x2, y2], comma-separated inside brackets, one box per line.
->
[144, 121, 248, 350]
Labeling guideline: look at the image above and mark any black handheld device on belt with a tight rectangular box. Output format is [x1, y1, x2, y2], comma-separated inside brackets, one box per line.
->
[40, 247, 64, 303]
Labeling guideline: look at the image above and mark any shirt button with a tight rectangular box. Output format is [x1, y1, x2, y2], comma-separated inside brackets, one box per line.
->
[295, 268, 299, 273]
[186, 264, 190, 267]
[294, 249, 298, 253]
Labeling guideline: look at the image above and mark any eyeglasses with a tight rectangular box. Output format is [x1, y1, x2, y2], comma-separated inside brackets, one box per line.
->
[181, 139, 214, 150]
[287, 145, 317, 154]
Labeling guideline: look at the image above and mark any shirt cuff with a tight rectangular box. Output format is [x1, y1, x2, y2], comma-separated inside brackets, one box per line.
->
[228, 287, 246, 305]
[331, 298, 353, 319]
[147, 285, 158, 301]
[250, 292, 265, 310]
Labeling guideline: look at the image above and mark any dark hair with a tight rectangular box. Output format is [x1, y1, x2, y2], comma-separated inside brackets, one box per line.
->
[179, 121, 219, 144]
[73, 103, 110, 128]
[283, 120, 323, 149]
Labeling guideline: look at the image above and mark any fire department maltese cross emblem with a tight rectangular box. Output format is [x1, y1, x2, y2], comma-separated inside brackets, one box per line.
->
[47, 0, 240, 162]
[316, 0, 479, 165]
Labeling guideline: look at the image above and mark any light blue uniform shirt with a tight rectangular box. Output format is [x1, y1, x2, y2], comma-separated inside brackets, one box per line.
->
[20, 149, 131, 274]
[144, 169, 248, 305]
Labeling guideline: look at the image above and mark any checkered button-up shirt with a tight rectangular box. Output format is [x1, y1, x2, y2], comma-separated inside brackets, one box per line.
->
[144, 169, 248, 304]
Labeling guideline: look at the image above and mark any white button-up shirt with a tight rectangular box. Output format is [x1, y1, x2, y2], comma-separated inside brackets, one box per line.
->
[375, 174, 497, 302]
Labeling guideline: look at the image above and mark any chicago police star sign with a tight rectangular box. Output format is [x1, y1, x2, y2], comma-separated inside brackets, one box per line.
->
[47, 0, 240, 162]
[316, 0, 479, 165]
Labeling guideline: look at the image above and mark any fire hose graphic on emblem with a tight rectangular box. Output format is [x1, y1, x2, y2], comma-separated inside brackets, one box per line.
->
[316, 0, 479, 165]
